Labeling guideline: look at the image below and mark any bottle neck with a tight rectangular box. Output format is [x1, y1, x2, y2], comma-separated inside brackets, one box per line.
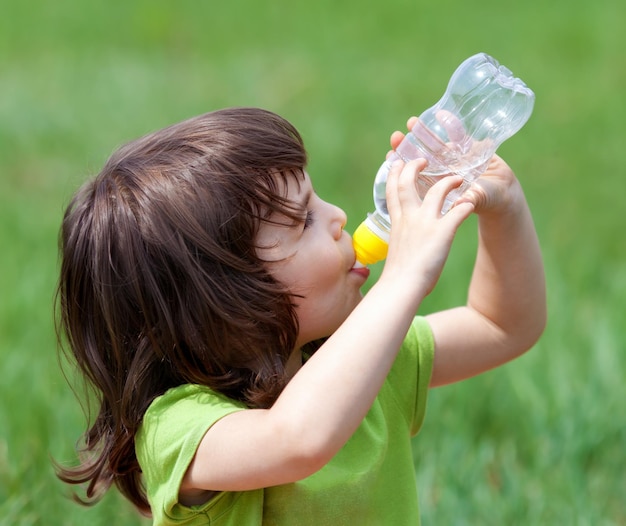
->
[366, 210, 391, 240]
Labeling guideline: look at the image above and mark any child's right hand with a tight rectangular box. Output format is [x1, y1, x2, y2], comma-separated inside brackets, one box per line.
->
[380, 158, 474, 301]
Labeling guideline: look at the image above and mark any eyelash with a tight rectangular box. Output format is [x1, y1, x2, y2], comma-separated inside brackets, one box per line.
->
[303, 210, 315, 229]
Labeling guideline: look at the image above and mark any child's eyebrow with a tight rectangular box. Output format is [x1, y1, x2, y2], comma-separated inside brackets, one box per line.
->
[297, 188, 313, 210]
[264, 187, 312, 226]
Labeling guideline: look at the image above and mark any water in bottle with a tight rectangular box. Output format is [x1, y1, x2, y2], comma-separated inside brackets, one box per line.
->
[354, 53, 535, 266]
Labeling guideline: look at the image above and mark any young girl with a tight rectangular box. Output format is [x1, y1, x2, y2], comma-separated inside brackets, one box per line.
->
[56, 107, 546, 525]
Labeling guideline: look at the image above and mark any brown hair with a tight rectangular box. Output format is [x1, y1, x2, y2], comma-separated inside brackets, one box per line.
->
[55, 107, 313, 512]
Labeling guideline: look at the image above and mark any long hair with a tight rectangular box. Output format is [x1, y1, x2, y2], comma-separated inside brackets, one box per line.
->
[55, 107, 312, 512]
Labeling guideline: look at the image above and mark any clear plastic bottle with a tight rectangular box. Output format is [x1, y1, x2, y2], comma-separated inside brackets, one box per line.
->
[353, 53, 535, 267]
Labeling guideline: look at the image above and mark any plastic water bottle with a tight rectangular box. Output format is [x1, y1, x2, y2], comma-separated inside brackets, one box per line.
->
[352, 53, 535, 266]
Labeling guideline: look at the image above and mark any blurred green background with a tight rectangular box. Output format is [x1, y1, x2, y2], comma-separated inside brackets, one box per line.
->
[1, 0, 624, 524]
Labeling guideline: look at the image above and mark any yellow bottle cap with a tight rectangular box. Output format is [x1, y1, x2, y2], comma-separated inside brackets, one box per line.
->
[353, 220, 389, 266]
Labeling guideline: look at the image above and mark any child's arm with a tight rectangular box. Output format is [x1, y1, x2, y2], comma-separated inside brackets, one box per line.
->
[426, 153, 547, 386]
[180, 161, 474, 500]
[388, 116, 546, 386]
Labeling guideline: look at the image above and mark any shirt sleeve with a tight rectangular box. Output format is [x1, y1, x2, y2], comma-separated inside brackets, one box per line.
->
[136, 384, 247, 522]
[386, 315, 435, 436]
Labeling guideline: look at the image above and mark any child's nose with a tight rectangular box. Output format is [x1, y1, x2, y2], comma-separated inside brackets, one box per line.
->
[331, 205, 347, 240]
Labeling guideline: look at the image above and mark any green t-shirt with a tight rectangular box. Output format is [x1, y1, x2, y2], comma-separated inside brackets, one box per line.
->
[136, 316, 434, 525]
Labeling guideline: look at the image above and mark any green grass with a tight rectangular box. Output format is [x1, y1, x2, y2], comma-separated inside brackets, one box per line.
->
[1, 0, 624, 524]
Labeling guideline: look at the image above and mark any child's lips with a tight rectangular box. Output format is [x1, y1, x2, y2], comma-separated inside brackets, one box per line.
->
[350, 264, 370, 280]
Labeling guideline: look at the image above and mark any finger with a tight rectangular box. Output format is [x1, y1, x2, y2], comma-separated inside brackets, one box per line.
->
[384, 159, 405, 215]
[390, 116, 418, 151]
[411, 119, 447, 154]
[395, 159, 428, 208]
[436, 110, 466, 143]
[420, 174, 464, 213]
[453, 179, 489, 211]
[389, 130, 405, 151]
[444, 199, 475, 226]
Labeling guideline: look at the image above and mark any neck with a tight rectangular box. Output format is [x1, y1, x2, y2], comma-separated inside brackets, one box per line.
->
[285, 348, 303, 379]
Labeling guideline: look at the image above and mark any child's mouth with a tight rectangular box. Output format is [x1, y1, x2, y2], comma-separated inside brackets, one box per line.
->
[350, 263, 370, 280]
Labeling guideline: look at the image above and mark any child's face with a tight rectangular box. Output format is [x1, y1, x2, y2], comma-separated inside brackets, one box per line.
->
[256, 172, 370, 349]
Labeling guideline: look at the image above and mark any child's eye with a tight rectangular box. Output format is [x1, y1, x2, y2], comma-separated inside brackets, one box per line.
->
[303, 210, 315, 229]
